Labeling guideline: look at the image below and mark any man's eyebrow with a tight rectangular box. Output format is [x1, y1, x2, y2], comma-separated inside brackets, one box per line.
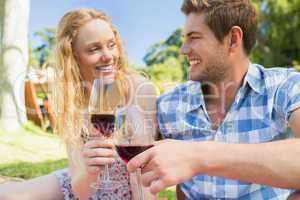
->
[182, 31, 202, 37]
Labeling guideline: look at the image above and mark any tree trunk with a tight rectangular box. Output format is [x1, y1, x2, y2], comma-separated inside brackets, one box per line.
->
[0, 0, 30, 132]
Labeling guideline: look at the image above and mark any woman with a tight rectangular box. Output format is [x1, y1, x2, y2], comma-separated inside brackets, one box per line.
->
[0, 8, 157, 200]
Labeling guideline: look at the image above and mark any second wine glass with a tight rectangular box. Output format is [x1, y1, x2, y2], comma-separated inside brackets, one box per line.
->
[114, 105, 155, 200]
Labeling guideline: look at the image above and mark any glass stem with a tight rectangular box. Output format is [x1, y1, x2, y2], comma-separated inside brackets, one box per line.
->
[103, 164, 110, 180]
[136, 168, 144, 200]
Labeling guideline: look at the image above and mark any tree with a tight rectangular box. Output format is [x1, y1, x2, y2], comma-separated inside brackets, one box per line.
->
[33, 28, 56, 67]
[143, 28, 189, 81]
[252, 0, 300, 67]
[141, 57, 184, 93]
[0, 0, 30, 131]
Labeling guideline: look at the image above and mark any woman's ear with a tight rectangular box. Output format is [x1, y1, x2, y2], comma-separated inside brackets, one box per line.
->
[73, 50, 78, 60]
[73, 50, 80, 63]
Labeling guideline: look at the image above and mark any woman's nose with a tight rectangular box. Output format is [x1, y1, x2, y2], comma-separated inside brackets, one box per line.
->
[100, 50, 113, 63]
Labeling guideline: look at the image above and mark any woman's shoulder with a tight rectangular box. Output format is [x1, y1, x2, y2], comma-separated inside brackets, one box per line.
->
[126, 74, 157, 96]
[125, 74, 158, 112]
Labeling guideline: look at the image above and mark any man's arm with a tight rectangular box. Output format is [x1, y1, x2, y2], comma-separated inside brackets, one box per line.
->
[128, 109, 300, 194]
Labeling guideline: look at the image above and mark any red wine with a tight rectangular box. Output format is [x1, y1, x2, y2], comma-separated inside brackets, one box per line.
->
[90, 114, 115, 138]
[116, 144, 154, 163]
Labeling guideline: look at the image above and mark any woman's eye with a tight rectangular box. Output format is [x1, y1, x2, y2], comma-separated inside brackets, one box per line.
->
[89, 47, 100, 52]
[108, 42, 116, 49]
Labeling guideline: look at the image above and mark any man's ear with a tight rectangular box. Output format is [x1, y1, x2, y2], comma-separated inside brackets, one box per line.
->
[228, 26, 243, 54]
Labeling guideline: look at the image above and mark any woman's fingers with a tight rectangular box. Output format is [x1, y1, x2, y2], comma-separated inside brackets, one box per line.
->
[86, 157, 115, 166]
[82, 138, 116, 170]
[84, 139, 114, 149]
[83, 147, 116, 158]
[86, 166, 101, 175]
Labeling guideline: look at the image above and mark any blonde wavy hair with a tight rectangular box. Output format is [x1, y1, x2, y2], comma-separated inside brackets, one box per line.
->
[53, 8, 131, 147]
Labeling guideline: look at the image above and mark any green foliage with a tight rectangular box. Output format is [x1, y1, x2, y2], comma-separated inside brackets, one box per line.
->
[251, 0, 300, 67]
[33, 28, 56, 67]
[143, 28, 188, 81]
[28, 45, 39, 68]
[141, 28, 188, 93]
[293, 61, 300, 71]
[144, 29, 182, 66]
[141, 57, 184, 93]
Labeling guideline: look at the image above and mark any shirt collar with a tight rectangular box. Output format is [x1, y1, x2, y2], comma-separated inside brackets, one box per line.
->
[243, 63, 265, 94]
[183, 64, 265, 113]
[181, 81, 204, 113]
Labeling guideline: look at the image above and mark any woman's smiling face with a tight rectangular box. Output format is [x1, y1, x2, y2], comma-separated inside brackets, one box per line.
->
[73, 19, 119, 84]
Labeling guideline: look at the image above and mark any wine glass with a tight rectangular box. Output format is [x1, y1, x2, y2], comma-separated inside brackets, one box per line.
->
[114, 104, 156, 199]
[88, 78, 121, 190]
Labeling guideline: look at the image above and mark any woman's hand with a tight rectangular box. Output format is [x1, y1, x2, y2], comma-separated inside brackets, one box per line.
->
[69, 131, 117, 199]
[81, 137, 116, 182]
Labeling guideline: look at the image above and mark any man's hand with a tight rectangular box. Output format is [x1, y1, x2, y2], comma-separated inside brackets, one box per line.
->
[127, 139, 205, 194]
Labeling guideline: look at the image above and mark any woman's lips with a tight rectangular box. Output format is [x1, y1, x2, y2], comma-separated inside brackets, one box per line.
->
[95, 65, 113, 72]
[94, 65, 115, 77]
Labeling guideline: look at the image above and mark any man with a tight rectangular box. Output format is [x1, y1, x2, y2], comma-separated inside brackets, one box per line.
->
[127, 0, 300, 199]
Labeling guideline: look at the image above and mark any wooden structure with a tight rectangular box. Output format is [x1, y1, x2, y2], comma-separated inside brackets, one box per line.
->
[24, 80, 55, 131]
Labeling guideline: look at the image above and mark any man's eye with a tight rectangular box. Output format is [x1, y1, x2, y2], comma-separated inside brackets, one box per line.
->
[190, 36, 200, 40]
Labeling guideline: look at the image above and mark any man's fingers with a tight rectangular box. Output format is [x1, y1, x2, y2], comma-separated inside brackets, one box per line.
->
[141, 171, 159, 187]
[153, 139, 172, 145]
[149, 179, 166, 195]
[127, 148, 153, 173]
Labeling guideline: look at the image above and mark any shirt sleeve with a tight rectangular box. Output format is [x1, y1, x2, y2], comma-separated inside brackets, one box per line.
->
[274, 71, 300, 121]
[156, 96, 167, 138]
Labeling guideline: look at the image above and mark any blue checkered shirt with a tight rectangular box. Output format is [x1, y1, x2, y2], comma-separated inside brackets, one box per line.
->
[157, 64, 300, 200]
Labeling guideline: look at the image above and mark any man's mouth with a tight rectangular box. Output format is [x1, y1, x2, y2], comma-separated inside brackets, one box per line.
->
[189, 59, 201, 67]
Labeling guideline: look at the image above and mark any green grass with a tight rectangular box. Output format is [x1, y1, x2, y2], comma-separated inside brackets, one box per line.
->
[0, 159, 67, 179]
[158, 188, 177, 200]
[0, 121, 67, 179]
[0, 122, 67, 164]
[0, 122, 176, 198]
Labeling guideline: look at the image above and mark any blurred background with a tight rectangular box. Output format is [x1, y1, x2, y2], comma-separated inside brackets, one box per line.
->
[0, 0, 299, 199]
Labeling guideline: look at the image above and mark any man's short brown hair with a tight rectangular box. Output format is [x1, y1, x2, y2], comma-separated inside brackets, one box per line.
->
[181, 0, 258, 55]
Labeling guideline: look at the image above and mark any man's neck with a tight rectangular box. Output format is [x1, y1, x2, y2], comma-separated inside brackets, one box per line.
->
[203, 59, 250, 108]
[201, 59, 250, 129]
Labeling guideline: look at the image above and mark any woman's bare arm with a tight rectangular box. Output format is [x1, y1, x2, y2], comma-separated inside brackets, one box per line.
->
[0, 174, 63, 200]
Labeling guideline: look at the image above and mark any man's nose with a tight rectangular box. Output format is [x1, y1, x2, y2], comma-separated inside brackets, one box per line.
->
[180, 43, 187, 55]
[180, 42, 190, 55]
